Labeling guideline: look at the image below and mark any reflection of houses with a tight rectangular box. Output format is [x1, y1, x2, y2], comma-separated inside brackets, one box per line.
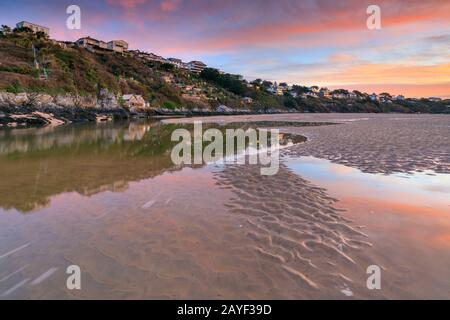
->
[122, 94, 147, 109]
[124, 123, 153, 141]
[16, 21, 49, 36]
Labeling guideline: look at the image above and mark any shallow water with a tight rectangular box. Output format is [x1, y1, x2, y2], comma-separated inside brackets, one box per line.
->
[0, 114, 449, 299]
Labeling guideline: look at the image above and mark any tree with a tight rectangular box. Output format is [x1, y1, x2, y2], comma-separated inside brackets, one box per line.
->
[13, 26, 33, 33]
[332, 88, 349, 94]
[292, 85, 309, 94]
[284, 97, 298, 109]
[36, 31, 47, 39]
[160, 63, 174, 71]
[251, 79, 262, 86]
[261, 80, 273, 88]
[1, 25, 11, 34]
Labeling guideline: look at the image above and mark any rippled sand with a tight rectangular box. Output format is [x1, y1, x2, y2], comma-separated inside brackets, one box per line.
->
[164, 113, 450, 174]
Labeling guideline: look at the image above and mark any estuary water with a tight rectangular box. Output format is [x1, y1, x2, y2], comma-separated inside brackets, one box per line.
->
[0, 114, 449, 299]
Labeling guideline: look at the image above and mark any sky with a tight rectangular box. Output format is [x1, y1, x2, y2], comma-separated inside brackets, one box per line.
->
[1, 0, 449, 98]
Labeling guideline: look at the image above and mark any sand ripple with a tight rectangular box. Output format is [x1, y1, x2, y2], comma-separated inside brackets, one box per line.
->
[215, 162, 373, 297]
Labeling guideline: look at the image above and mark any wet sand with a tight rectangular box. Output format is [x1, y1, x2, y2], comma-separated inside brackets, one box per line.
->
[0, 114, 449, 299]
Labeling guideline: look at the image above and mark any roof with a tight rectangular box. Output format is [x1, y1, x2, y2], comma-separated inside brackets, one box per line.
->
[122, 94, 144, 101]
[17, 21, 48, 27]
[189, 60, 207, 66]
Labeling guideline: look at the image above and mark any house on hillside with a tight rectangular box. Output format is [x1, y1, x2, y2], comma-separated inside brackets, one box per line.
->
[107, 40, 128, 53]
[379, 93, 392, 103]
[16, 21, 49, 36]
[348, 91, 358, 99]
[370, 93, 379, 102]
[268, 83, 284, 96]
[305, 92, 318, 98]
[167, 58, 184, 68]
[319, 88, 331, 99]
[242, 97, 254, 104]
[76, 37, 108, 51]
[76, 37, 128, 54]
[332, 92, 347, 99]
[187, 61, 207, 73]
[122, 94, 147, 109]
[309, 86, 320, 93]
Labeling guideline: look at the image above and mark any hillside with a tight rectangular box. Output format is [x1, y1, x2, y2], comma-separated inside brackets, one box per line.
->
[0, 29, 449, 120]
[0, 31, 249, 111]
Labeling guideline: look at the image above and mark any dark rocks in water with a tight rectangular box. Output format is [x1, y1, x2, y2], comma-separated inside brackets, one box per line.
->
[0, 104, 129, 128]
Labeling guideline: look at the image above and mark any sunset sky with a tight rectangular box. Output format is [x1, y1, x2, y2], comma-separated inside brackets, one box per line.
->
[1, 0, 449, 97]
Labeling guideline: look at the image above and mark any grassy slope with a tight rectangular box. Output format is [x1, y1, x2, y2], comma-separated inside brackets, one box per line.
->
[0, 32, 248, 110]
[0, 31, 448, 113]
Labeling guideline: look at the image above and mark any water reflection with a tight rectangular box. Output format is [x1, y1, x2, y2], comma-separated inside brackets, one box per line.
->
[0, 121, 182, 213]
[285, 156, 450, 211]
[285, 156, 450, 298]
[0, 120, 305, 213]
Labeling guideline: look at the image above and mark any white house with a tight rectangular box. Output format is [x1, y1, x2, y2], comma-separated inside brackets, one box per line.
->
[107, 40, 128, 53]
[370, 93, 379, 102]
[347, 92, 358, 99]
[187, 61, 207, 73]
[332, 93, 347, 99]
[122, 94, 147, 109]
[242, 97, 254, 104]
[305, 92, 318, 98]
[319, 88, 331, 99]
[167, 58, 184, 68]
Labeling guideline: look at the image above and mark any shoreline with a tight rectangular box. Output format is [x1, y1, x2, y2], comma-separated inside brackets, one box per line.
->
[1, 104, 449, 129]
[0, 104, 302, 129]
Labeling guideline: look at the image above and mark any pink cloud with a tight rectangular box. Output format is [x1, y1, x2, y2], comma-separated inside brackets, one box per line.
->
[106, 0, 147, 9]
[160, 0, 182, 12]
